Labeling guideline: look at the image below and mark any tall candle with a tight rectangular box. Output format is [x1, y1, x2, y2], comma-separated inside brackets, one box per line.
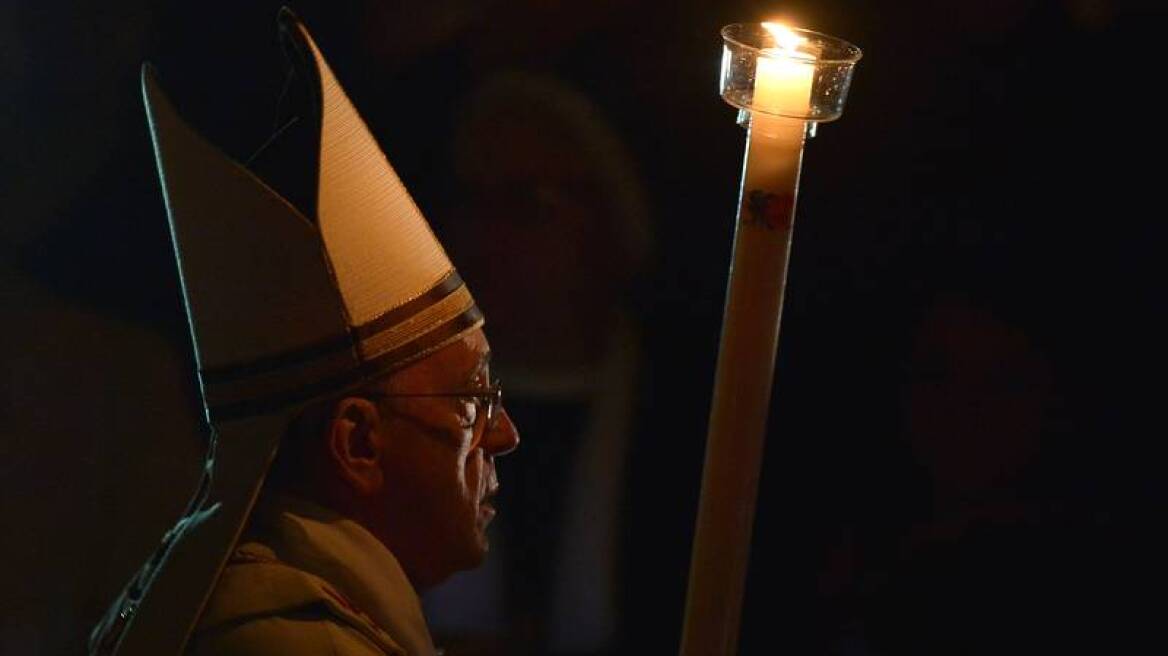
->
[680, 22, 814, 656]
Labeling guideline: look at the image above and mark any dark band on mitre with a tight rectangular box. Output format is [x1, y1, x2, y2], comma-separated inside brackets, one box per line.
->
[205, 303, 483, 422]
[201, 271, 469, 384]
[200, 272, 483, 422]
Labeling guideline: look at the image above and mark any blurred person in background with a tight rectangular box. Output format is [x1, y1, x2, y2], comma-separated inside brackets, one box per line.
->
[423, 71, 651, 654]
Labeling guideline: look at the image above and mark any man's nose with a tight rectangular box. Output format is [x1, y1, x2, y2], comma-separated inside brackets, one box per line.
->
[483, 407, 520, 456]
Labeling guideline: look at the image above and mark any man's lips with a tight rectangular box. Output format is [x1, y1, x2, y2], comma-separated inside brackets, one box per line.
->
[480, 487, 499, 516]
[479, 502, 497, 522]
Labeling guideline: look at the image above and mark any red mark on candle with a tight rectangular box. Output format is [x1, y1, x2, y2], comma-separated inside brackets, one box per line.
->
[746, 189, 794, 231]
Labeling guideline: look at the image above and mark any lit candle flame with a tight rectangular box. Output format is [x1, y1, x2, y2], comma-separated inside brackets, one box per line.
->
[761, 22, 807, 54]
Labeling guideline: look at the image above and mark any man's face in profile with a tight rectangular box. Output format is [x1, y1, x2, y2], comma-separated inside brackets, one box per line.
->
[371, 329, 519, 587]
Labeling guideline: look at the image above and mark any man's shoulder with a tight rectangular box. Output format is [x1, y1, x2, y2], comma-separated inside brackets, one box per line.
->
[187, 542, 405, 656]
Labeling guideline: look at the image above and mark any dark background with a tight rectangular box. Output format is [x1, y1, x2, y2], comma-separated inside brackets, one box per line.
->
[3, 1, 1165, 654]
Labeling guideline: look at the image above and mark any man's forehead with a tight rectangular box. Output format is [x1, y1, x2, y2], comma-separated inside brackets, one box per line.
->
[451, 330, 491, 371]
[391, 329, 490, 389]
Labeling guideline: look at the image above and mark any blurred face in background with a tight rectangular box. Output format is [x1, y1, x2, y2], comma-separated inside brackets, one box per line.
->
[443, 73, 649, 373]
[902, 296, 1054, 498]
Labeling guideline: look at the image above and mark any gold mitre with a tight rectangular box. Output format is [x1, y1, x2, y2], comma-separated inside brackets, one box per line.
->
[90, 11, 480, 656]
[148, 13, 481, 424]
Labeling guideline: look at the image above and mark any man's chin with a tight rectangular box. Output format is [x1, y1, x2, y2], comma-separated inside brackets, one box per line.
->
[472, 534, 490, 562]
[450, 529, 490, 571]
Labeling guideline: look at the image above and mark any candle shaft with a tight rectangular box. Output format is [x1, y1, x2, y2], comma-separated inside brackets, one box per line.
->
[680, 114, 806, 656]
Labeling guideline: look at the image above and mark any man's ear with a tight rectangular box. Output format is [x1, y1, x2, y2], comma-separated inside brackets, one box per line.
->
[326, 397, 386, 495]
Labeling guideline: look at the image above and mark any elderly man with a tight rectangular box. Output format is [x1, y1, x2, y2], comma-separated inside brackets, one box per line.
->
[91, 10, 518, 656]
[190, 328, 519, 655]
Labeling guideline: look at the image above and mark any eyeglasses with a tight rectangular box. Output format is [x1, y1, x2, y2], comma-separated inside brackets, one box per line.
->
[363, 379, 504, 434]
